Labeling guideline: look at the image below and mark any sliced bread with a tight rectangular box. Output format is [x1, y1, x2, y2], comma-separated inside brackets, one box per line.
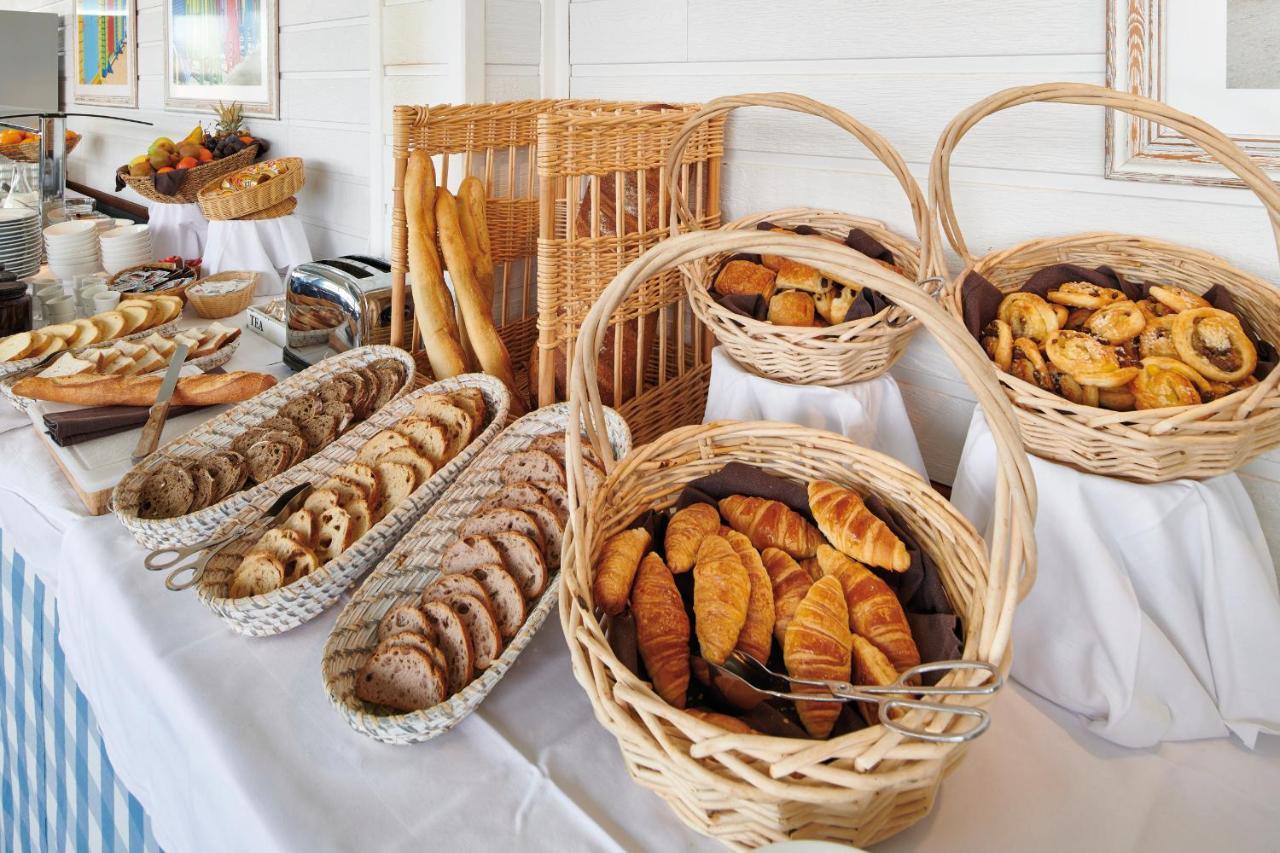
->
[378, 631, 447, 677]
[137, 462, 194, 519]
[466, 564, 526, 641]
[442, 592, 502, 670]
[332, 461, 381, 507]
[315, 505, 355, 563]
[516, 501, 564, 569]
[487, 531, 548, 599]
[373, 461, 417, 516]
[185, 462, 215, 511]
[420, 600, 475, 695]
[394, 417, 449, 466]
[499, 449, 564, 487]
[355, 646, 446, 712]
[281, 508, 315, 544]
[357, 429, 412, 463]
[249, 528, 319, 584]
[377, 446, 434, 485]
[458, 508, 544, 554]
[412, 396, 473, 459]
[421, 574, 492, 614]
[477, 482, 547, 515]
[447, 388, 488, 439]
[229, 552, 285, 598]
[442, 536, 504, 575]
[296, 412, 338, 453]
[377, 602, 433, 640]
[278, 393, 321, 423]
[344, 498, 372, 540]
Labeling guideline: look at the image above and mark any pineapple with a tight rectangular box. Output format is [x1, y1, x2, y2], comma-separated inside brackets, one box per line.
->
[213, 101, 247, 141]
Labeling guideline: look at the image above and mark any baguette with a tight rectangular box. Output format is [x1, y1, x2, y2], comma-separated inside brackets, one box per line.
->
[405, 150, 467, 380]
[11, 371, 276, 407]
[435, 189, 525, 411]
[456, 176, 494, 304]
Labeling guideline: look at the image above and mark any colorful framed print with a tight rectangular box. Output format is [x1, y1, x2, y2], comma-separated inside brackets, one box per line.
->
[163, 0, 279, 119]
[72, 0, 138, 108]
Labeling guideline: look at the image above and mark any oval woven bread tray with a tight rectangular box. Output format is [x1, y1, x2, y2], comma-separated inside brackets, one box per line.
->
[236, 196, 296, 220]
[0, 132, 80, 163]
[321, 402, 633, 744]
[117, 143, 259, 205]
[193, 373, 512, 637]
[0, 320, 180, 381]
[931, 82, 1280, 482]
[0, 335, 239, 414]
[197, 157, 304, 221]
[112, 344, 417, 550]
[186, 271, 259, 319]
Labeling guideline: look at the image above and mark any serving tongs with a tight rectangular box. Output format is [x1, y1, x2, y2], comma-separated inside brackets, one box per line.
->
[699, 650, 1003, 744]
[143, 482, 312, 591]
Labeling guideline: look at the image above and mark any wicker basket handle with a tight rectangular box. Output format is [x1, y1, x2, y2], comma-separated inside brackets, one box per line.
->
[663, 92, 948, 281]
[926, 82, 1280, 270]
[567, 230, 1038, 616]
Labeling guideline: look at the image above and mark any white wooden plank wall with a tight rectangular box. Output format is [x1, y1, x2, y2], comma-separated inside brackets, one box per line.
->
[568, 0, 1280, 566]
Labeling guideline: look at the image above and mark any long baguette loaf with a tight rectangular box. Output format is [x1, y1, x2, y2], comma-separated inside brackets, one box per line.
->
[456, 176, 494, 304]
[11, 371, 276, 407]
[435, 190, 525, 412]
[405, 150, 467, 379]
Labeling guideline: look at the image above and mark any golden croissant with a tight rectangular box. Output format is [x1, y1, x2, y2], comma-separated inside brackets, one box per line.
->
[816, 545, 919, 672]
[722, 530, 776, 664]
[692, 535, 750, 666]
[592, 527, 651, 615]
[664, 502, 721, 573]
[631, 552, 690, 708]
[807, 480, 909, 572]
[760, 547, 813, 646]
[851, 634, 903, 726]
[783, 576, 853, 738]
[718, 494, 824, 559]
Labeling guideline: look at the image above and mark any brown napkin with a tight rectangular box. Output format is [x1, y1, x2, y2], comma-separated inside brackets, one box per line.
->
[43, 403, 208, 447]
[962, 264, 1276, 379]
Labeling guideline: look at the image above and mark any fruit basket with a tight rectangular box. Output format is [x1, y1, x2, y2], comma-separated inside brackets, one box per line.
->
[116, 102, 264, 204]
[197, 157, 304, 221]
[0, 129, 80, 163]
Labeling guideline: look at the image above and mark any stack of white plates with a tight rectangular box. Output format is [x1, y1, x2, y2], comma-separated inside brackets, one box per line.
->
[45, 220, 102, 280]
[100, 224, 152, 275]
[0, 208, 42, 278]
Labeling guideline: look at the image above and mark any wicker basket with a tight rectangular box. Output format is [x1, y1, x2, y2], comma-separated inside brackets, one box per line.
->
[236, 196, 296, 220]
[387, 99, 724, 444]
[197, 156, 304, 221]
[117, 143, 259, 205]
[0, 132, 80, 163]
[667, 93, 948, 386]
[321, 402, 632, 744]
[186, 271, 259, 318]
[195, 373, 511, 637]
[0, 320, 179, 380]
[561, 229, 1036, 849]
[931, 83, 1280, 482]
[112, 345, 417, 550]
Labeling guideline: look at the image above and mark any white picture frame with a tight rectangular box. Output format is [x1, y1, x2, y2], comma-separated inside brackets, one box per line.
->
[1106, 0, 1280, 187]
[72, 0, 139, 108]
[162, 0, 279, 119]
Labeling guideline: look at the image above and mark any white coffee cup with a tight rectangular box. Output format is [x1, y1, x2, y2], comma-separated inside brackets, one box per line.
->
[92, 290, 121, 313]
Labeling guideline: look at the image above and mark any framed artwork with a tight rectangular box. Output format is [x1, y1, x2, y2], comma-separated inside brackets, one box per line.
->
[1106, 0, 1280, 187]
[163, 0, 279, 119]
[72, 0, 138, 108]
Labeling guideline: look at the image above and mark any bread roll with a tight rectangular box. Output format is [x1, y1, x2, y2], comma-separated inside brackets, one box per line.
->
[11, 371, 276, 407]
[405, 149, 467, 379]
[767, 291, 816, 327]
[714, 260, 776, 301]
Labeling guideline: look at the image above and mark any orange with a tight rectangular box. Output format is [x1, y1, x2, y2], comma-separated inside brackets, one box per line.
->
[239, 135, 253, 144]
[157, 166, 174, 173]
[196, 147, 213, 162]
[0, 130, 22, 145]
[176, 156, 198, 169]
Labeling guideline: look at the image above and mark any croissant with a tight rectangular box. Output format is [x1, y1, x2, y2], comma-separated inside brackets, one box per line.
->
[592, 527, 652, 615]
[851, 634, 902, 726]
[692, 535, 750, 665]
[798, 557, 822, 582]
[816, 545, 919, 672]
[718, 495, 824, 559]
[807, 481, 909, 572]
[631, 552, 690, 708]
[722, 530, 776, 664]
[761, 547, 813, 646]
[664, 503, 722, 573]
[783, 576, 853, 738]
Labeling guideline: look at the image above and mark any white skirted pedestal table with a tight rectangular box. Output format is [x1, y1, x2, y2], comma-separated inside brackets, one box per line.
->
[202, 214, 312, 296]
[144, 202, 209, 261]
[952, 410, 1280, 748]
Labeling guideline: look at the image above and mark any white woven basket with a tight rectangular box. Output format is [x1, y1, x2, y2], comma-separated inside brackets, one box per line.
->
[0, 321, 180, 381]
[320, 403, 632, 744]
[194, 373, 512, 636]
[112, 345, 417, 550]
[0, 337, 240, 413]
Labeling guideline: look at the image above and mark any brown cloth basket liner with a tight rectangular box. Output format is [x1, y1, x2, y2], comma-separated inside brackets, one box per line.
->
[960, 262, 1277, 380]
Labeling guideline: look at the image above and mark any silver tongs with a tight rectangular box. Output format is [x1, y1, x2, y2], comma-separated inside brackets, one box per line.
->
[702, 650, 1003, 744]
[143, 482, 312, 591]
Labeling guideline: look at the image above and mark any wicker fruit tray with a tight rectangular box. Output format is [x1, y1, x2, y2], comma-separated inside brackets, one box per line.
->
[117, 144, 259, 205]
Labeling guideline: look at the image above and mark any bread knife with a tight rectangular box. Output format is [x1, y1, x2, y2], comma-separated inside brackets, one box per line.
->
[131, 341, 189, 464]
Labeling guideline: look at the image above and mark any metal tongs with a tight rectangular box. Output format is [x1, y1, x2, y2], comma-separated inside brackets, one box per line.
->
[703, 650, 1003, 744]
[143, 483, 312, 591]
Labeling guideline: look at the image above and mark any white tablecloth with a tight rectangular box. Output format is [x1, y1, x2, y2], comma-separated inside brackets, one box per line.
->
[145, 202, 209, 261]
[202, 215, 312, 296]
[952, 410, 1280, 749]
[1, 329, 1277, 851]
[703, 347, 928, 481]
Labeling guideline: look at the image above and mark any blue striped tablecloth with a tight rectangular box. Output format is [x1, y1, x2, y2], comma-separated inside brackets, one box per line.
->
[1, 530, 160, 853]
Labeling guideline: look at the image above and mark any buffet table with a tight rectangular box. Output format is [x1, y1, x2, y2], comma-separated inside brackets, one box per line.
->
[2, 308, 1279, 852]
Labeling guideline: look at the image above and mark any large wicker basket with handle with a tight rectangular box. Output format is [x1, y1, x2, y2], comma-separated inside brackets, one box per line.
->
[666, 93, 948, 386]
[117, 143, 259, 205]
[932, 83, 1280, 482]
[561, 229, 1036, 849]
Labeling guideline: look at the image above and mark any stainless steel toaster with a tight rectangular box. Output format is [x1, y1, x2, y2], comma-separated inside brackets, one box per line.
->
[282, 255, 411, 369]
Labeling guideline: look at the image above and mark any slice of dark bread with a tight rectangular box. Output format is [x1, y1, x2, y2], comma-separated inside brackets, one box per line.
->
[297, 412, 338, 453]
[377, 602, 433, 641]
[320, 400, 354, 434]
[379, 632, 447, 676]
[355, 646, 445, 712]
[137, 462, 194, 519]
[499, 450, 564, 487]
[355, 368, 382, 418]
[465, 564, 526, 641]
[205, 450, 247, 502]
[278, 393, 321, 423]
[184, 461, 215, 511]
[458, 508, 544, 554]
[258, 416, 302, 435]
[230, 426, 273, 458]
[245, 439, 294, 485]
[486, 531, 548, 600]
[318, 377, 355, 404]
[442, 592, 502, 670]
[420, 600, 474, 695]
[442, 536, 504, 575]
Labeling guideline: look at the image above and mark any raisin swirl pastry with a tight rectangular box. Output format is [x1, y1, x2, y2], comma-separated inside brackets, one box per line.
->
[1045, 330, 1137, 388]
[1138, 316, 1179, 359]
[1047, 282, 1127, 310]
[980, 319, 1013, 371]
[1172, 307, 1258, 383]
[1010, 337, 1053, 389]
[997, 292, 1060, 343]
[1149, 285, 1211, 314]
[1084, 300, 1146, 344]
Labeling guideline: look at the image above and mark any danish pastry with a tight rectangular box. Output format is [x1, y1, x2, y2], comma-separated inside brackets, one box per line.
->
[1049, 366, 1098, 407]
[980, 319, 1013, 372]
[1149, 285, 1210, 314]
[1172, 307, 1257, 383]
[1045, 330, 1122, 376]
[1132, 360, 1203, 410]
[1010, 338, 1053, 390]
[1084, 300, 1146, 343]
[1139, 356, 1212, 393]
[813, 285, 856, 326]
[996, 292, 1060, 343]
[1138, 316, 1178, 359]
[1064, 308, 1094, 331]
[1046, 281, 1127, 309]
